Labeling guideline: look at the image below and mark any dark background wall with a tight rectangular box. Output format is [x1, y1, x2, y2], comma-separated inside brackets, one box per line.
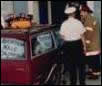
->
[51, 1, 87, 25]
[51, 1, 68, 25]
[39, 1, 48, 24]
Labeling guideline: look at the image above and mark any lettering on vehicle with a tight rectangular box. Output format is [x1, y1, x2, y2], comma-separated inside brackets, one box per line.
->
[1, 38, 25, 59]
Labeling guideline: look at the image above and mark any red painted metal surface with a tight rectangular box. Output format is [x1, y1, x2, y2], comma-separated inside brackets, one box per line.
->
[1, 28, 59, 85]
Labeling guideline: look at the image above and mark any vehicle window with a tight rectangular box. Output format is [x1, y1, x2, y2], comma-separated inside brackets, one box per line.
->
[32, 32, 54, 56]
[1, 37, 25, 59]
[54, 30, 64, 47]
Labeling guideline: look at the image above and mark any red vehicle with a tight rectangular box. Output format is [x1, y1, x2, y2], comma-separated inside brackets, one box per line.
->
[1, 25, 63, 85]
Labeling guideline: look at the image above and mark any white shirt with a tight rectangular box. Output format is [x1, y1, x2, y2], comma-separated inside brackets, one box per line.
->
[59, 17, 86, 41]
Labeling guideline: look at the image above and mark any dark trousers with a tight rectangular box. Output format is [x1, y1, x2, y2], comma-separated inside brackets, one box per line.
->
[63, 39, 86, 84]
[86, 54, 101, 72]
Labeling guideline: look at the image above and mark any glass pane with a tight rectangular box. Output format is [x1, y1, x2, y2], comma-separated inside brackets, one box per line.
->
[13, 1, 28, 14]
[1, 38, 25, 59]
[32, 32, 54, 56]
[54, 30, 64, 46]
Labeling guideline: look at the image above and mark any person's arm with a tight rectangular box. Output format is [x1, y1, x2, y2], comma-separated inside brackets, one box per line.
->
[59, 23, 66, 40]
[81, 34, 86, 52]
[79, 21, 86, 52]
[60, 34, 65, 39]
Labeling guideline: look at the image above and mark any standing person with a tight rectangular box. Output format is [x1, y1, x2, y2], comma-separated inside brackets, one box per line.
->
[59, 7, 86, 85]
[80, 4, 101, 79]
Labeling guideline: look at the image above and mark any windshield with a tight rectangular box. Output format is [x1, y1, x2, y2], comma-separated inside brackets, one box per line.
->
[1, 37, 25, 59]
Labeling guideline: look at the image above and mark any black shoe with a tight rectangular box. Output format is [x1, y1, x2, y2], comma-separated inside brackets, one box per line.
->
[62, 80, 67, 85]
[80, 81, 86, 85]
[70, 83, 77, 85]
[80, 83, 86, 85]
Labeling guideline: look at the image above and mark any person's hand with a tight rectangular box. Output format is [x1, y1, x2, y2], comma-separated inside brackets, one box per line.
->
[86, 27, 94, 31]
[86, 40, 91, 44]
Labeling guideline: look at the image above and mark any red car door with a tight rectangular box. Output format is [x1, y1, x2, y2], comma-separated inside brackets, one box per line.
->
[30, 31, 57, 83]
[7, 60, 31, 84]
[1, 60, 8, 84]
[1, 37, 31, 84]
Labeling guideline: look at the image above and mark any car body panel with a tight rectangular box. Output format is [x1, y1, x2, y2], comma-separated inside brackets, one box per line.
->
[1, 25, 62, 85]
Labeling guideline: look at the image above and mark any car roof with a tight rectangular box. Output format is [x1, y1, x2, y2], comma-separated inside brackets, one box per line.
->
[1, 24, 57, 35]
